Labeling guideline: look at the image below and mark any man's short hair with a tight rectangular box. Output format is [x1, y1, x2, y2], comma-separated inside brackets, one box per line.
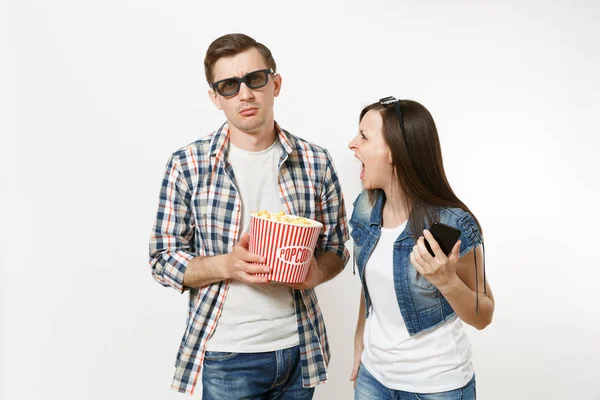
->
[204, 33, 277, 85]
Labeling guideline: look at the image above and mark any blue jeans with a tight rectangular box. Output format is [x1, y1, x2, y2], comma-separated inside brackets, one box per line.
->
[202, 345, 315, 399]
[355, 363, 476, 400]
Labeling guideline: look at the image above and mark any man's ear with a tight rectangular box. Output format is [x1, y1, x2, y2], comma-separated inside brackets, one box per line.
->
[273, 74, 282, 97]
[208, 89, 222, 110]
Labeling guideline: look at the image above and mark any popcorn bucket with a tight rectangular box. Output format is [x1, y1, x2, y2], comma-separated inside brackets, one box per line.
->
[249, 213, 323, 283]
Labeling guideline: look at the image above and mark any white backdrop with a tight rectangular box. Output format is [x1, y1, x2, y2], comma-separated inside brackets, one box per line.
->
[2, 1, 600, 399]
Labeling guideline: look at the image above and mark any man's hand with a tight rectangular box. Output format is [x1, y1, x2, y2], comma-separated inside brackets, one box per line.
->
[282, 252, 344, 290]
[183, 233, 271, 288]
[223, 233, 271, 284]
[287, 256, 323, 290]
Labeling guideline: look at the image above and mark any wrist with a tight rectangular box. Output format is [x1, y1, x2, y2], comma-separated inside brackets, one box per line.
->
[210, 254, 228, 280]
[195, 255, 226, 281]
[316, 264, 327, 285]
[438, 274, 463, 296]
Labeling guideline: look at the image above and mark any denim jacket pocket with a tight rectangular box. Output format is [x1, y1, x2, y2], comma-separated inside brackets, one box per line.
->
[395, 241, 437, 292]
[405, 253, 438, 292]
[350, 224, 368, 246]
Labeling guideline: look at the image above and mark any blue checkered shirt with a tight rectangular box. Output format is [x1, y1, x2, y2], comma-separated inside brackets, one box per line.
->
[149, 122, 350, 395]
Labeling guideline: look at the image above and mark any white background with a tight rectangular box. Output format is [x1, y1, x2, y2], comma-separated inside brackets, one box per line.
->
[2, 0, 599, 399]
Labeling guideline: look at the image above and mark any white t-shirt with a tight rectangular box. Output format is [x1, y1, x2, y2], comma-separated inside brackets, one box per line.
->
[361, 222, 474, 393]
[206, 140, 298, 352]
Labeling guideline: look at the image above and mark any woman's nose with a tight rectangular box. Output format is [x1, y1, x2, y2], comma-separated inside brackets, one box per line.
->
[348, 137, 356, 150]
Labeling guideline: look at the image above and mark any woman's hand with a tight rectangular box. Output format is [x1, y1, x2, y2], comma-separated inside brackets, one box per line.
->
[410, 229, 462, 294]
[349, 332, 364, 388]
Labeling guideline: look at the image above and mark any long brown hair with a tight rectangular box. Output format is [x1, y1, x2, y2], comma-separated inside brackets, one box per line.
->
[360, 100, 481, 236]
[204, 33, 277, 84]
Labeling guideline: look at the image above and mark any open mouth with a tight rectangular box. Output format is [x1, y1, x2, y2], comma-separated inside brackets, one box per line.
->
[354, 154, 365, 180]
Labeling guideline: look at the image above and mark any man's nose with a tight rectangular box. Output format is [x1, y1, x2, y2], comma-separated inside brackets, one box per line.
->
[238, 82, 255, 101]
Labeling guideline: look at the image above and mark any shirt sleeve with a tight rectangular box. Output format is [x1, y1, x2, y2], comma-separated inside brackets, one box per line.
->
[314, 150, 350, 267]
[148, 155, 197, 293]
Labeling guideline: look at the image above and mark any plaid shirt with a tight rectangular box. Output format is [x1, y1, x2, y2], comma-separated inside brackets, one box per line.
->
[149, 122, 350, 395]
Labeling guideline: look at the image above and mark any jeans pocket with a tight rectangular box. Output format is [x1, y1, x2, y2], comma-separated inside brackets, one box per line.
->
[203, 350, 239, 361]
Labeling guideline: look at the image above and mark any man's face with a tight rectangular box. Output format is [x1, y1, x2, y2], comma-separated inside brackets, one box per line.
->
[209, 48, 281, 135]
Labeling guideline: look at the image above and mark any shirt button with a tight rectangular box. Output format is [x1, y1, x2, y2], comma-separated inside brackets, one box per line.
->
[234, 206, 240, 212]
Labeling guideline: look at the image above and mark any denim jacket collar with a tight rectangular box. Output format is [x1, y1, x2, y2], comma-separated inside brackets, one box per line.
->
[366, 191, 412, 243]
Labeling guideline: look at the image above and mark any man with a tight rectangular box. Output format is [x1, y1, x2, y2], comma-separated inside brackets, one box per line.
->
[149, 33, 349, 399]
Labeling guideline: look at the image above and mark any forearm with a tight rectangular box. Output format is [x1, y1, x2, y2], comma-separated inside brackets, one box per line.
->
[315, 251, 344, 284]
[182, 238, 271, 288]
[439, 276, 494, 330]
[355, 289, 366, 340]
[182, 255, 229, 288]
[350, 289, 367, 383]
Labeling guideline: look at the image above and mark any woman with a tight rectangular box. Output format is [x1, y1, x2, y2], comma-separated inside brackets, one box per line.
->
[348, 97, 495, 399]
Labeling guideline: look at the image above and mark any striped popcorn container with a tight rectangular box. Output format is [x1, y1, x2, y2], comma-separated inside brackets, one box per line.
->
[249, 213, 323, 283]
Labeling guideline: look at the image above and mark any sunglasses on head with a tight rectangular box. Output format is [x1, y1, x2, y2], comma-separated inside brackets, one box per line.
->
[380, 96, 408, 145]
[211, 68, 274, 97]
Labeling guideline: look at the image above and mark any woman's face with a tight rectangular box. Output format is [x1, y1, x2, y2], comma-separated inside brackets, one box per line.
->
[348, 109, 395, 190]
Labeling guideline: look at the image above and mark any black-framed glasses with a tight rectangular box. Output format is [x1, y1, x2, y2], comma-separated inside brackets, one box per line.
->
[211, 68, 274, 97]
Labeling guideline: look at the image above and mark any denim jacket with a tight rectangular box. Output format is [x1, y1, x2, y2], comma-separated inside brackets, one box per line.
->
[349, 190, 483, 336]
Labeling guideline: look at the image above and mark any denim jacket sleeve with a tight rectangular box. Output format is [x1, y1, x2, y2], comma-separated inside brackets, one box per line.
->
[455, 211, 484, 258]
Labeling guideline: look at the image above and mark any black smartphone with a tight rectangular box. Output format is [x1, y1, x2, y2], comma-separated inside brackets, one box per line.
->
[425, 222, 461, 257]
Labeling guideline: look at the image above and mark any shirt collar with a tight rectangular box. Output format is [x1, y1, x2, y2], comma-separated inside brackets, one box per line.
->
[209, 121, 293, 163]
